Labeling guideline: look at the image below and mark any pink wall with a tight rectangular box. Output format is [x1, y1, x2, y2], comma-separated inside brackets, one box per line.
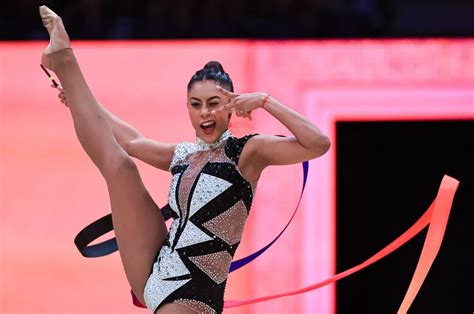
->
[1, 39, 473, 313]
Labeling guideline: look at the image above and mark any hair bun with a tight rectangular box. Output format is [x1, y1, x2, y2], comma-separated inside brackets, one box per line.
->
[188, 60, 233, 92]
[203, 61, 225, 73]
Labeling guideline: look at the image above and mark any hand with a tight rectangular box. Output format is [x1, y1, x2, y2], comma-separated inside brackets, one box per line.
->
[213, 85, 268, 120]
[52, 84, 68, 107]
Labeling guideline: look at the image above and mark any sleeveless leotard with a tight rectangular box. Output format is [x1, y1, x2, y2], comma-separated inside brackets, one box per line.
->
[144, 131, 257, 313]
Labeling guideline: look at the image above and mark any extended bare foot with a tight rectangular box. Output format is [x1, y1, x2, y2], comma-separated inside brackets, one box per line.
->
[39, 5, 71, 70]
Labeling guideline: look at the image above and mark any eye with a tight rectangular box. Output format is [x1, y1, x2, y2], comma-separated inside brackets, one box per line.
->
[190, 102, 200, 108]
[209, 102, 219, 107]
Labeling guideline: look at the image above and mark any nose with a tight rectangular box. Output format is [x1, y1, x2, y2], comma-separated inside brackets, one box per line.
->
[200, 105, 210, 117]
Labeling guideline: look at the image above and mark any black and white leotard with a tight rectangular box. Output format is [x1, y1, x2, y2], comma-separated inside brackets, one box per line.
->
[144, 131, 257, 313]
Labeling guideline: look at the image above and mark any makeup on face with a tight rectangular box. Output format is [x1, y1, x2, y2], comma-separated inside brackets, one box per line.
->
[188, 81, 230, 143]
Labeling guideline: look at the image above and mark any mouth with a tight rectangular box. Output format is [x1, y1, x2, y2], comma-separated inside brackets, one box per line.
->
[200, 120, 216, 135]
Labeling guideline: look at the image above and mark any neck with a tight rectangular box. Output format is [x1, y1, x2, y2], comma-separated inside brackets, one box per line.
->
[196, 130, 232, 150]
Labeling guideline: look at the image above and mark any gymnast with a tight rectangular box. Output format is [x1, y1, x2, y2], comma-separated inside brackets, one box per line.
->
[39, 5, 330, 313]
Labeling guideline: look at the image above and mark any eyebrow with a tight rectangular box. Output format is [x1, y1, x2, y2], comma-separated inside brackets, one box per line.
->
[190, 96, 221, 102]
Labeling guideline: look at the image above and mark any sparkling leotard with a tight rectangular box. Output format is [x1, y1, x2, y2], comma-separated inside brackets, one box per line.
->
[144, 131, 257, 313]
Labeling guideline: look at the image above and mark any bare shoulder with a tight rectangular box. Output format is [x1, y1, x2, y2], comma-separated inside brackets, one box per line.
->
[237, 134, 271, 182]
[237, 133, 267, 159]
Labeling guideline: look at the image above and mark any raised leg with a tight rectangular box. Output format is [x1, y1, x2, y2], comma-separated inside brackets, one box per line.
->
[39, 5, 168, 304]
[106, 157, 168, 304]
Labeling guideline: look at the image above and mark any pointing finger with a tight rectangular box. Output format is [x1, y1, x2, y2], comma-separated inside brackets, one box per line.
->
[216, 85, 236, 97]
[210, 104, 225, 114]
[211, 101, 235, 115]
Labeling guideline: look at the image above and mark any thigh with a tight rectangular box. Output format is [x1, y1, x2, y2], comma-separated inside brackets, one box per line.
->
[104, 157, 168, 305]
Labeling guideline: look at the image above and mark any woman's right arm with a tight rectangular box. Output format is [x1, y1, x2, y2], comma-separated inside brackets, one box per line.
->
[57, 86, 175, 171]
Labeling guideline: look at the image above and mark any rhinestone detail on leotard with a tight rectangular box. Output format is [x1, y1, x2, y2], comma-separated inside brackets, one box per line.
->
[202, 200, 248, 245]
[144, 132, 258, 314]
[189, 251, 233, 284]
[174, 298, 216, 314]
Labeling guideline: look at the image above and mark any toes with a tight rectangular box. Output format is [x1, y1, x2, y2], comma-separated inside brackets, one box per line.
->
[39, 5, 58, 18]
[39, 6, 48, 18]
[39, 6, 59, 28]
[39, 6, 63, 31]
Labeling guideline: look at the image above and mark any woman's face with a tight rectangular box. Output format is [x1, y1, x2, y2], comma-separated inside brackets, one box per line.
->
[187, 80, 230, 143]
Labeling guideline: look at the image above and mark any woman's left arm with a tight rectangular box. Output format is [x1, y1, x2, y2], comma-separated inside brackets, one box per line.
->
[215, 87, 330, 180]
[255, 94, 330, 163]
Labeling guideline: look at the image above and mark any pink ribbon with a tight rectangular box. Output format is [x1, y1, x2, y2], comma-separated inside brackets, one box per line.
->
[225, 175, 459, 313]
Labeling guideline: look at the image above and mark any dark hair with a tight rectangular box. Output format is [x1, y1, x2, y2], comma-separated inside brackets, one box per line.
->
[187, 61, 234, 92]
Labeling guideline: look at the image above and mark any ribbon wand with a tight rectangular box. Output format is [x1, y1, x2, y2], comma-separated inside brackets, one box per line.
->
[40, 64, 59, 87]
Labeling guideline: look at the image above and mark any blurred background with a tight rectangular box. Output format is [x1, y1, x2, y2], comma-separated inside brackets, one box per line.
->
[1, 1, 473, 314]
[2, 0, 474, 40]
